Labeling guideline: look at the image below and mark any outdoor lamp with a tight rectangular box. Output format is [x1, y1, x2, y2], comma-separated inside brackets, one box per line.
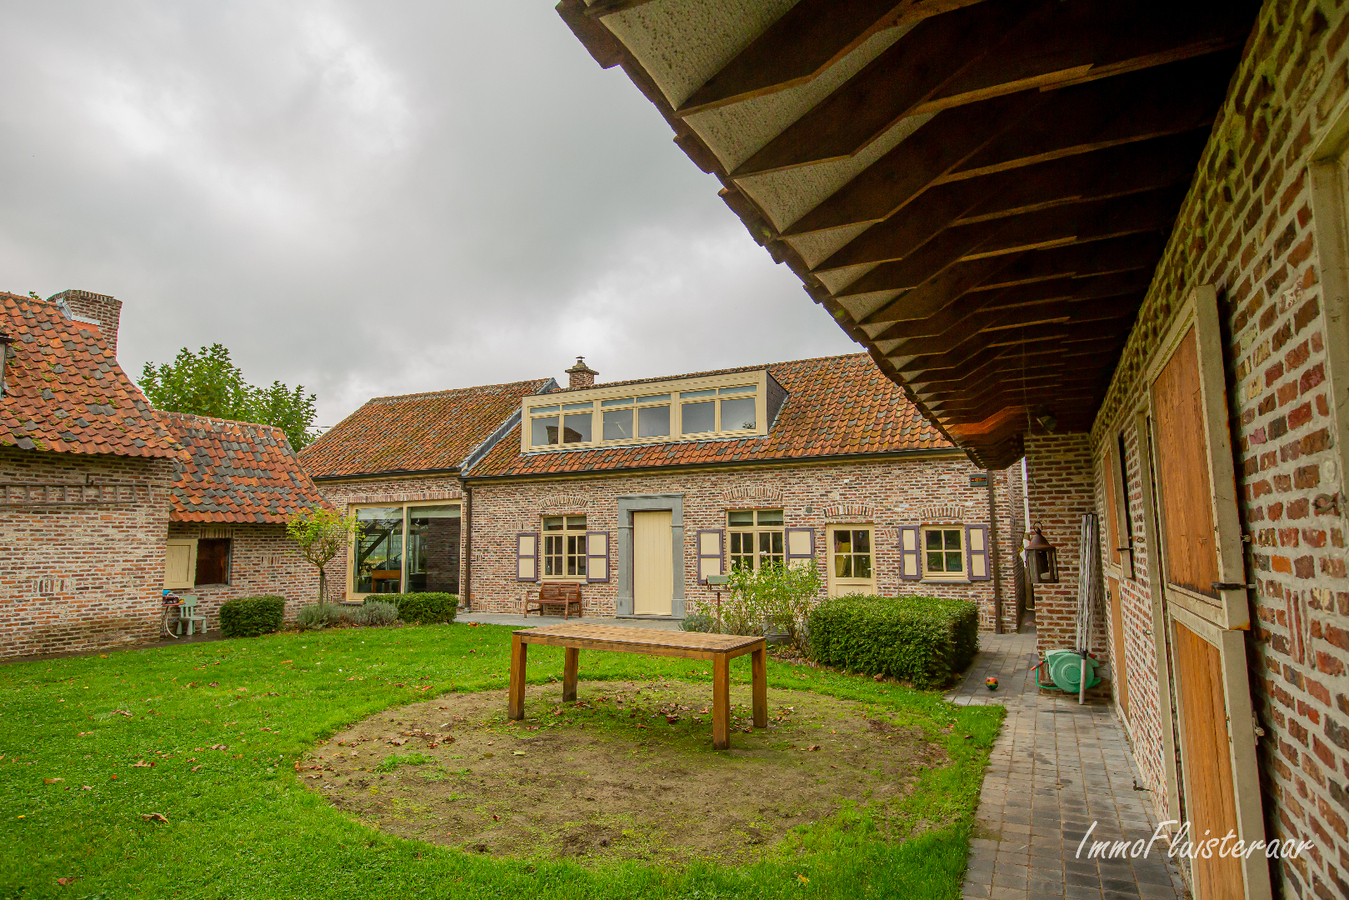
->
[0, 331, 11, 396]
[1026, 525, 1059, 584]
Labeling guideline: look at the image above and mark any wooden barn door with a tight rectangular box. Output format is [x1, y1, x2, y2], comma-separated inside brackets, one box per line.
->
[633, 510, 673, 616]
[1146, 285, 1269, 900]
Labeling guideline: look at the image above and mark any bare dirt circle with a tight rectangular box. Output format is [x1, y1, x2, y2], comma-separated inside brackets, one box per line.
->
[300, 679, 947, 866]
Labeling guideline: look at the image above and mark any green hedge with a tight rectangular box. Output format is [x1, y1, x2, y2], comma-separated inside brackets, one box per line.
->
[808, 595, 979, 689]
[219, 595, 286, 638]
[363, 593, 458, 624]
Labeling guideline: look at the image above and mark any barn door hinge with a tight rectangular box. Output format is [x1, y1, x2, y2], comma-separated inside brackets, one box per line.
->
[1212, 581, 1255, 591]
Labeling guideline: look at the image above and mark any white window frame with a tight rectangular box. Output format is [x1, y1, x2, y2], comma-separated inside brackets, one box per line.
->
[921, 525, 967, 581]
[542, 515, 588, 580]
[826, 524, 876, 597]
[727, 509, 785, 572]
[348, 500, 461, 600]
[521, 370, 772, 452]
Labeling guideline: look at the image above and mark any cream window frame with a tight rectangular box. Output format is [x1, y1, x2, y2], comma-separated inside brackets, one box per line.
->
[542, 515, 588, 581]
[347, 500, 462, 600]
[726, 509, 785, 572]
[521, 370, 771, 452]
[921, 525, 967, 581]
[826, 524, 876, 597]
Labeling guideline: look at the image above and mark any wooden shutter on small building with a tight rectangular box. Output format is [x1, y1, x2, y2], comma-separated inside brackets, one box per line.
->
[586, 531, 610, 583]
[785, 527, 814, 568]
[899, 525, 921, 581]
[966, 524, 992, 581]
[164, 538, 198, 590]
[696, 529, 723, 583]
[516, 533, 538, 582]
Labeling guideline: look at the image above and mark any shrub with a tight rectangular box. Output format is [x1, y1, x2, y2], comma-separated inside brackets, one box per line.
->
[354, 600, 400, 627]
[679, 610, 717, 633]
[726, 562, 822, 652]
[365, 593, 458, 625]
[219, 595, 286, 638]
[808, 595, 979, 689]
[295, 602, 343, 631]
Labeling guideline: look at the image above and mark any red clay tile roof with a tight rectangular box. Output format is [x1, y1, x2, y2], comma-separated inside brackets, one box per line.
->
[298, 378, 555, 479]
[468, 353, 952, 479]
[0, 292, 180, 458]
[157, 411, 329, 523]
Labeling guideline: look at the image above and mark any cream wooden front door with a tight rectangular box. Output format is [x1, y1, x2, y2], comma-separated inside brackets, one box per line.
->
[633, 510, 673, 616]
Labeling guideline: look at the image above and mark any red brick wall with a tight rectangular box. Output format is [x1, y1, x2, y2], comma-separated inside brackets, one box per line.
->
[468, 453, 1019, 628]
[312, 475, 464, 602]
[0, 445, 173, 659]
[1081, 1, 1349, 894]
[165, 523, 318, 627]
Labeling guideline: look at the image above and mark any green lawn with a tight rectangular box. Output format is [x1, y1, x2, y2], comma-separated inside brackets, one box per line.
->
[0, 624, 1002, 900]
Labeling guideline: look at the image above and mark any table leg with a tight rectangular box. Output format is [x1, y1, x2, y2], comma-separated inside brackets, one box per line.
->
[508, 634, 527, 720]
[752, 643, 767, 729]
[563, 647, 579, 702]
[712, 653, 730, 750]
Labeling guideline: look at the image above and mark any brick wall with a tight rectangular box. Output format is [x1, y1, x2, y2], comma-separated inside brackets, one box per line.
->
[312, 475, 464, 602]
[165, 522, 318, 627]
[468, 453, 1019, 628]
[0, 445, 173, 659]
[1080, 1, 1349, 894]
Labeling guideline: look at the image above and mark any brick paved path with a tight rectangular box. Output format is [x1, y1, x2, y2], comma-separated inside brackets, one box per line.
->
[946, 630, 1189, 900]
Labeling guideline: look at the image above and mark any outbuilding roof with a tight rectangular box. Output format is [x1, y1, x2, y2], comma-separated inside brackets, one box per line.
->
[0, 292, 181, 458]
[157, 411, 329, 523]
[467, 352, 952, 479]
[299, 378, 555, 479]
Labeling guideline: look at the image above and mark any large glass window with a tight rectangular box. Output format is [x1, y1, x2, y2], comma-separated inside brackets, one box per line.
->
[543, 515, 587, 578]
[637, 395, 671, 437]
[530, 405, 560, 447]
[728, 509, 784, 571]
[354, 503, 461, 596]
[924, 527, 965, 578]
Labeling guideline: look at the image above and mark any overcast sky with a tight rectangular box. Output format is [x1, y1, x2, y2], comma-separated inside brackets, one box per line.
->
[0, 1, 858, 426]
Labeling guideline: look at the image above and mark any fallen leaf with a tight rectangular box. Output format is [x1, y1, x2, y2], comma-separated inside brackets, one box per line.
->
[796, 874, 809, 885]
[492, 814, 500, 821]
[131, 761, 153, 768]
[873, 674, 883, 682]
[665, 715, 680, 724]
[207, 683, 219, 688]
[44, 778, 64, 784]
[512, 751, 525, 757]
[138, 812, 168, 823]
[191, 766, 201, 772]
[801, 745, 820, 752]
[81, 786, 92, 791]
[56, 876, 81, 886]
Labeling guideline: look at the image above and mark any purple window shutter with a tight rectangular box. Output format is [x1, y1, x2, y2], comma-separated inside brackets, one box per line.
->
[696, 529, 724, 584]
[516, 532, 539, 582]
[586, 531, 610, 583]
[785, 527, 814, 566]
[966, 524, 992, 581]
[899, 525, 922, 581]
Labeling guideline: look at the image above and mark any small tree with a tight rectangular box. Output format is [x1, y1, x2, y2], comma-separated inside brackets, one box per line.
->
[725, 561, 823, 653]
[286, 507, 357, 605]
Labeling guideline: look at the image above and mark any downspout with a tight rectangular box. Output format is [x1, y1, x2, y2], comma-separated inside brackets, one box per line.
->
[462, 481, 473, 611]
[988, 472, 1003, 634]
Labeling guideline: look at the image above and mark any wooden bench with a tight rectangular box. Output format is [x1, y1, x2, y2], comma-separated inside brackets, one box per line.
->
[522, 582, 583, 619]
[507, 623, 767, 750]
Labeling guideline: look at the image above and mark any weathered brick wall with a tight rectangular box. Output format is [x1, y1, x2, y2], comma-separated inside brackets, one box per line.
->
[1025, 434, 1107, 653]
[1083, 1, 1349, 894]
[468, 453, 1018, 629]
[0, 445, 173, 659]
[312, 475, 464, 602]
[165, 523, 318, 627]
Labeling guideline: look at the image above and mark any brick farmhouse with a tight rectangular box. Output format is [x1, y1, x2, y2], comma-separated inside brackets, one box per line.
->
[559, 1, 1349, 896]
[0, 290, 324, 658]
[302, 353, 1024, 628]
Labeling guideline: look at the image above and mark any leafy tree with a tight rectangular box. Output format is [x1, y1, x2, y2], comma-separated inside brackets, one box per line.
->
[286, 507, 357, 605]
[140, 344, 318, 450]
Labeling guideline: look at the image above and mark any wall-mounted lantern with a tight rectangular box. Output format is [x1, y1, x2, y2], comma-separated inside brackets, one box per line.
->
[1026, 525, 1059, 584]
[0, 331, 12, 396]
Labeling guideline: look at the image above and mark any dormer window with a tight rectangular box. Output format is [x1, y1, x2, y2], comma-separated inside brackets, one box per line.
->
[521, 370, 785, 453]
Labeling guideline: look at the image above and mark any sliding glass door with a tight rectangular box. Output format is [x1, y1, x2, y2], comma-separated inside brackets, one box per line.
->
[352, 503, 460, 597]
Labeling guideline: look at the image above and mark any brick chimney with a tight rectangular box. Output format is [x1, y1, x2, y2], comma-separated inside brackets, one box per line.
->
[50, 290, 123, 357]
[565, 356, 598, 389]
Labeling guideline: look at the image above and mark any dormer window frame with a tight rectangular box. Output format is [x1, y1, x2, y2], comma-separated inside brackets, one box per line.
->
[521, 369, 773, 453]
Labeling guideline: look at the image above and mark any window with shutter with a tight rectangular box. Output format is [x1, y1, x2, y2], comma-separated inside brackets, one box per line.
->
[587, 532, 610, 583]
[696, 530, 723, 583]
[785, 527, 814, 568]
[516, 533, 539, 582]
[966, 525, 991, 581]
[164, 539, 198, 590]
[899, 526, 921, 581]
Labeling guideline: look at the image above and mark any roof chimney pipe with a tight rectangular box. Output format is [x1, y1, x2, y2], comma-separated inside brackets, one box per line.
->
[566, 356, 598, 390]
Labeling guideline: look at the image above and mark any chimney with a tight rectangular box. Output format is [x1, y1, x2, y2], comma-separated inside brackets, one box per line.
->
[565, 356, 598, 390]
[49, 290, 123, 357]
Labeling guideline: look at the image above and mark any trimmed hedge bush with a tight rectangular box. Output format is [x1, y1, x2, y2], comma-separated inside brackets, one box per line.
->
[219, 595, 286, 638]
[808, 595, 979, 689]
[363, 593, 458, 625]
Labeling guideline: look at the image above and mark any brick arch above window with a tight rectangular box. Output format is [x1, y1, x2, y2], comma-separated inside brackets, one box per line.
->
[919, 505, 968, 523]
[720, 485, 783, 505]
[537, 494, 593, 514]
[823, 503, 875, 522]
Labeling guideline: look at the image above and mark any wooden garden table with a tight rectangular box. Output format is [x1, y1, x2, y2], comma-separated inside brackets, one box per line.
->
[507, 623, 767, 750]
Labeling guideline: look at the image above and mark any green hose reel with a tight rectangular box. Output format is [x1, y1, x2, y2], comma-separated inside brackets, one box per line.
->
[1035, 649, 1101, 692]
